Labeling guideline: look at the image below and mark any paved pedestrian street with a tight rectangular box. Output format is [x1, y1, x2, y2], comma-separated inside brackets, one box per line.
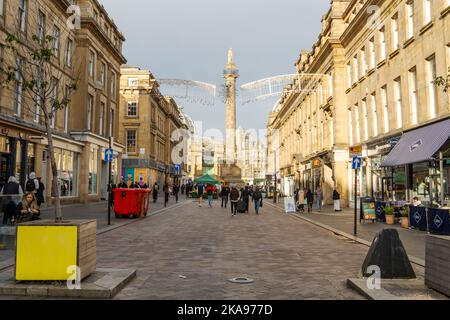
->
[93, 200, 372, 300]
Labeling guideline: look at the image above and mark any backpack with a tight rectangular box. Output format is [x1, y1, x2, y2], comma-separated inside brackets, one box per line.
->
[25, 179, 36, 192]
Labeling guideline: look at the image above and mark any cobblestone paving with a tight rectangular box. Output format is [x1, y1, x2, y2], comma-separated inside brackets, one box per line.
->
[95, 200, 369, 299]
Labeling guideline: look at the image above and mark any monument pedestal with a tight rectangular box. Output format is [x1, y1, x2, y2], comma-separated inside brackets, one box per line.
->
[220, 164, 244, 186]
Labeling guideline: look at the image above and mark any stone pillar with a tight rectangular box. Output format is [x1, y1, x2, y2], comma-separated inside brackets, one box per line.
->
[333, 149, 350, 207]
[79, 143, 91, 204]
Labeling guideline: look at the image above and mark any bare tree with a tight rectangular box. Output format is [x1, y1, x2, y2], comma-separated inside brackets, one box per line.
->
[0, 29, 78, 222]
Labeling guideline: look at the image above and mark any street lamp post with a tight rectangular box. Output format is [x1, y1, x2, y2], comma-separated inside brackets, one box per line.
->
[107, 136, 113, 226]
[273, 149, 277, 204]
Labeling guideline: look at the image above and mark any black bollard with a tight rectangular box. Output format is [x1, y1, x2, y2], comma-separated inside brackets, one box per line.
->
[362, 229, 416, 279]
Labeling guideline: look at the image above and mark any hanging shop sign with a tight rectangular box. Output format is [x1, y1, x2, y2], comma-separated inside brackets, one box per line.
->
[313, 159, 322, 168]
[349, 146, 363, 157]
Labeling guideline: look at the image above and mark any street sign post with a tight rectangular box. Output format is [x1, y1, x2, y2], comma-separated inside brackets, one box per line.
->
[351, 156, 361, 236]
[105, 148, 113, 162]
[105, 145, 113, 226]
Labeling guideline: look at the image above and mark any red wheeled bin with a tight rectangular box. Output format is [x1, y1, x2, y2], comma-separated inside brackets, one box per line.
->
[113, 188, 151, 218]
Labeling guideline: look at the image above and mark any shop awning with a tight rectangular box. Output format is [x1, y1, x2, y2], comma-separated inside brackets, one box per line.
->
[381, 119, 450, 167]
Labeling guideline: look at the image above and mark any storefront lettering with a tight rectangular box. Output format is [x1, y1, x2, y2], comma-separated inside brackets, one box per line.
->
[410, 140, 422, 152]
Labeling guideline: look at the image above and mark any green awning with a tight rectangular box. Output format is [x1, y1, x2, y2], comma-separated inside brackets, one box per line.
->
[194, 174, 220, 185]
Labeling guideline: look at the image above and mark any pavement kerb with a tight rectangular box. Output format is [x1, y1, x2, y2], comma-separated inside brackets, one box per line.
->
[0, 200, 189, 273]
[263, 200, 426, 268]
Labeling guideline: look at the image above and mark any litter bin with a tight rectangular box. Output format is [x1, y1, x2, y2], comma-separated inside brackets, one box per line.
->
[113, 188, 151, 218]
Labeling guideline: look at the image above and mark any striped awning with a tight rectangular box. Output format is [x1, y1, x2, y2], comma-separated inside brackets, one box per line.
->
[381, 119, 450, 167]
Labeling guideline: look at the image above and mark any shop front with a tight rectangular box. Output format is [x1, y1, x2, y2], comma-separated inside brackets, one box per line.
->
[382, 119, 450, 207]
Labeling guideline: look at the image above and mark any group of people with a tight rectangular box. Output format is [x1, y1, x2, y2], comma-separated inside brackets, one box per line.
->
[196, 184, 264, 216]
[293, 187, 342, 213]
[1, 172, 45, 225]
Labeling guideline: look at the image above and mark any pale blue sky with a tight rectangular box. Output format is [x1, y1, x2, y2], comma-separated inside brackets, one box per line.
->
[100, 0, 330, 135]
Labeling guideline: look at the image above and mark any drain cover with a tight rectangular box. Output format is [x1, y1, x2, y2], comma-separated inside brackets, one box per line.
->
[228, 277, 254, 284]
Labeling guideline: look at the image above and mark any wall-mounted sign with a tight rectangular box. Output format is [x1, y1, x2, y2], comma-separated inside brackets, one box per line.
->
[313, 159, 322, 168]
[349, 146, 363, 157]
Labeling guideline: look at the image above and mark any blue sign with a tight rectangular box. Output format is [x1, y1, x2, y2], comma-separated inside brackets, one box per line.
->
[105, 149, 114, 162]
[174, 164, 181, 174]
[352, 156, 362, 170]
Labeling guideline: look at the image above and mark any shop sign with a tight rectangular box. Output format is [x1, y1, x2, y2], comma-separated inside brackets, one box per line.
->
[349, 146, 363, 157]
[313, 159, 322, 168]
[362, 201, 376, 221]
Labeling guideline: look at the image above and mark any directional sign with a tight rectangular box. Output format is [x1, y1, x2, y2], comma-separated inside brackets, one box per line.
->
[105, 148, 114, 162]
[352, 156, 362, 170]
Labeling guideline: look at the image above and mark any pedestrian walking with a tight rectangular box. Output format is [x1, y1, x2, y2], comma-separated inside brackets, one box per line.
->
[229, 186, 240, 216]
[173, 184, 180, 203]
[315, 186, 323, 212]
[163, 183, 170, 207]
[153, 182, 159, 203]
[252, 187, 263, 214]
[118, 176, 128, 188]
[197, 183, 204, 207]
[1, 176, 23, 225]
[241, 185, 250, 213]
[220, 186, 230, 208]
[25, 172, 39, 194]
[181, 184, 185, 195]
[297, 188, 305, 213]
[36, 177, 45, 207]
[333, 188, 341, 212]
[206, 184, 214, 207]
[306, 189, 314, 213]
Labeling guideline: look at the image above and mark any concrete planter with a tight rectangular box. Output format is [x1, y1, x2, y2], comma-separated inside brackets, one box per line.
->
[385, 215, 395, 225]
[15, 220, 96, 281]
[400, 217, 410, 229]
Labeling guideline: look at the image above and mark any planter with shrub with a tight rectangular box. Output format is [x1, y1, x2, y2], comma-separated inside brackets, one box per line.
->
[385, 206, 395, 225]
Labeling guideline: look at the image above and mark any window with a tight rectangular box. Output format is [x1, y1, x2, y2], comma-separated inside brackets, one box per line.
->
[88, 50, 95, 78]
[99, 102, 105, 135]
[14, 57, 23, 116]
[34, 68, 43, 123]
[127, 101, 138, 117]
[88, 148, 98, 195]
[392, 14, 399, 50]
[50, 78, 58, 128]
[409, 67, 419, 125]
[379, 26, 386, 61]
[354, 104, 361, 143]
[394, 78, 403, 129]
[348, 108, 353, 145]
[407, 1, 415, 39]
[52, 26, 60, 57]
[347, 62, 352, 88]
[371, 93, 378, 137]
[369, 37, 375, 69]
[362, 99, 369, 141]
[110, 72, 116, 96]
[18, 0, 27, 32]
[381, 85, 389, 133]
[126, 130, 137, 153]
[64, 87, 70, 133]
[0, 0, 3, 16]
[37, 11, 45, 42]
[128, 78, 139, 86]
[99, 62, 106, 86]
[361, 47, 367, 76]
[65, 39, 72, 66]
[426, 55, 437, 118]
[55, 148, 79, 197]
[109, 108, 114, 137]
[353, 54, 359, 81]
[87, 95, 93, 130]
[424, 0, 431, 25]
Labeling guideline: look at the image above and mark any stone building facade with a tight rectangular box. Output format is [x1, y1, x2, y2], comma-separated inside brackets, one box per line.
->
[0, 0, 125, 205]
[119, 66, 189, 188]
[268, 0, 450, 206]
